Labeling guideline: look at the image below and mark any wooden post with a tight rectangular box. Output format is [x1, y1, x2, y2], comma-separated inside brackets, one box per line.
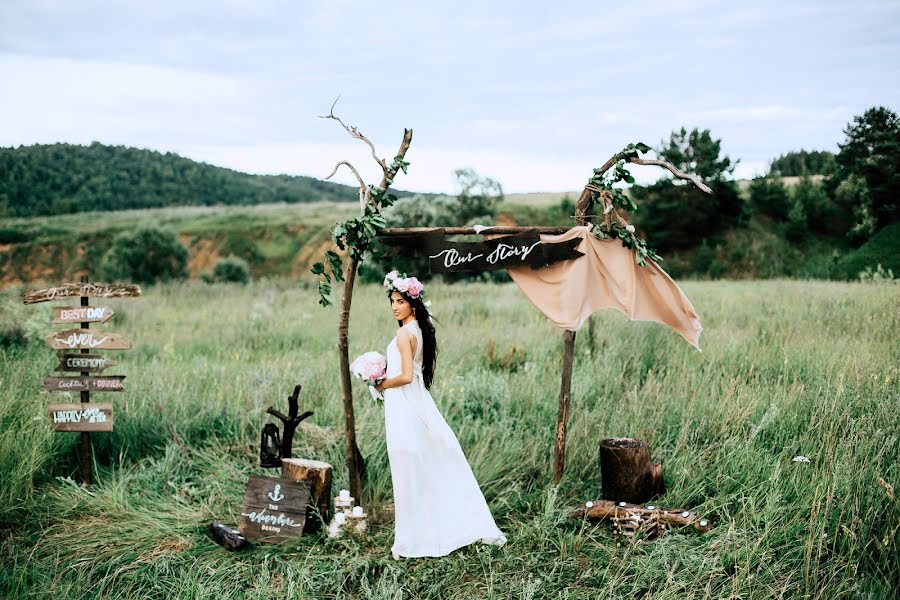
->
[337, 257, 366, 504]
[78, 274, 92, 486]
[553, 189, 594, 484]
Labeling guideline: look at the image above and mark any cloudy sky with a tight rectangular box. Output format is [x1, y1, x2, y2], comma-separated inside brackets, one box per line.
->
[1, 0, 898, 193]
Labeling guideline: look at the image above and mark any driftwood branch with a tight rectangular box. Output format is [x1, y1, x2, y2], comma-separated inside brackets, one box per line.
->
[629, 158, 713, 194]
[319, 96, 389, 173]
[320, 99, 414, 505]
[571, 499, 712, 534]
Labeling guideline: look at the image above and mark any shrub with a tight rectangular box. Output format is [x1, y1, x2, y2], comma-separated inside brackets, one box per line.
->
[211, 256, 251, 284]
[98, 226, 189, 284]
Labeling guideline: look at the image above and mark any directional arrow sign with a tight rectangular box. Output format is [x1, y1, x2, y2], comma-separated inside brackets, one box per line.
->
[51, 306, 115, 324]
[46, 329, 131, 350]
[56, 354, 118, 373]
[23, 282, 141, 304]
[48, 403, 114, 432]
[42, 376, 126, 392]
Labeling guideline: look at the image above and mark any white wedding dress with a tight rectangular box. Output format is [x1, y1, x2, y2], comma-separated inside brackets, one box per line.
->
[383, 319, 507, 559]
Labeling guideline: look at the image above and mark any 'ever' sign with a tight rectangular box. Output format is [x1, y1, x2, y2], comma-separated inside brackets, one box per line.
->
[45, 329, 131, 350]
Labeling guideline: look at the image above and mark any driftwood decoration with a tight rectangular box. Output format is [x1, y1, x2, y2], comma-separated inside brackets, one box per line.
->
[570, 499, 712, 537]
[599, 437, 664, 503]
[320, 99, 413, 505]
[266, 385, 313, 460]
[22, 282, 141, 304]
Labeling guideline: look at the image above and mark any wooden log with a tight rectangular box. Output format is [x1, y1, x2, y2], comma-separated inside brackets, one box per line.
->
[599, 437, 664, 503]
[570, 499, 712, 534]
[281, 458, 333, 534]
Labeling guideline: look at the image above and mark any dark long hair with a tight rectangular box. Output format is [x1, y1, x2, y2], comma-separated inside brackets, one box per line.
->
[388, 289, 439, 389]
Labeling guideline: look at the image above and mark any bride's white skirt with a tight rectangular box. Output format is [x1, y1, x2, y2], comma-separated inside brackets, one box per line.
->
[383, 375, 507, 559]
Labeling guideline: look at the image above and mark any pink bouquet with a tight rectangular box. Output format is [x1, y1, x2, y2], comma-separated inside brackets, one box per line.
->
[349, 351, 387, 404]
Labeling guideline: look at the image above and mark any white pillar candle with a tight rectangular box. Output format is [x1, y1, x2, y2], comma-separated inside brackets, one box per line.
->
[335, 512, 346, 524]
[352, 505, 363, 516]
[339, 489, 350, 500]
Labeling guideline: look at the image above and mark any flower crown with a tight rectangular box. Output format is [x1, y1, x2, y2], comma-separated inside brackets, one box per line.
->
[382, 270, 425, 299]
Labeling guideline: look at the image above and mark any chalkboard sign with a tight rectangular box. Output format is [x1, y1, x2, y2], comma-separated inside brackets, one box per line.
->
[379, 228, 584, 273]
[48, 403, 114, 432]
[239, 475, 309, 543]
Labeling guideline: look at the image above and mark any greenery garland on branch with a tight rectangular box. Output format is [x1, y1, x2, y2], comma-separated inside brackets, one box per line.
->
[583, 142, 713, 267]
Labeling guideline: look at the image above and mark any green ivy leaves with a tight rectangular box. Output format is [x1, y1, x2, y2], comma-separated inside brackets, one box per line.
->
[588, 142, 663, 268]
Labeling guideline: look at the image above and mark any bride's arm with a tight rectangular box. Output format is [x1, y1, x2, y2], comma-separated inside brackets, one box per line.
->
[376, 329, 414, 391]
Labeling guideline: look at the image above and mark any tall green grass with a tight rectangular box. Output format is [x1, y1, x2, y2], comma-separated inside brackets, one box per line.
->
[0, 278, 897, 598]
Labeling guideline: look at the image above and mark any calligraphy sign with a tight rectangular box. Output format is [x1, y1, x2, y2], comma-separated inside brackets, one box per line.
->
[42, 376, 126, 392]
[55, 354, 118, 373]
[46, 329, 131, 350]
[22, 282, 141, 304]
[378, 228, 584, 273]
[239, 475, 309, 543]
[48, 403, 114, 432]
[51, 306, 115, 324]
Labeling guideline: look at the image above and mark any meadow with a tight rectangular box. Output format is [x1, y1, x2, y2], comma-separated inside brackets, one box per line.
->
[0, 276, 897, 599]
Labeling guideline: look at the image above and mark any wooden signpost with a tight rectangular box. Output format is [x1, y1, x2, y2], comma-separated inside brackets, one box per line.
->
[239, 475, 310, 543]
[56, 354, 118, 373]
[48, 403, 114, 432]
[23, 276, 141, 485]
[42, 376, 126, 392]
[51, 306, 115, 324]
[45, 329, 132, 350]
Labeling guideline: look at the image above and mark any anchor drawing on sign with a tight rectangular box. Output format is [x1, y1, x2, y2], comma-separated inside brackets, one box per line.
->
[268, 484, 284, 503]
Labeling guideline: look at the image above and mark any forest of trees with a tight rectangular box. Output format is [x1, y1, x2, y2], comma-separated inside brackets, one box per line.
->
[0, 142, 370, 217]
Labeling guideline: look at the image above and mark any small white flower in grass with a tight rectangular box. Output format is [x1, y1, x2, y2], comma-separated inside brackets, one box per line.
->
[586, 501, 593, 508]
[792, 455, 810, 463]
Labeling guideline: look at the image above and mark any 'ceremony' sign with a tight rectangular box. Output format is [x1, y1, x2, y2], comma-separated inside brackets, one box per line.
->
[45, 329, 132, 350]
[239, 475, 310, 543]
[378, 228, 584, 273]
[47, 403, 114, 432]
[42, 376, 126, 393]
[56, 354, 118, 373]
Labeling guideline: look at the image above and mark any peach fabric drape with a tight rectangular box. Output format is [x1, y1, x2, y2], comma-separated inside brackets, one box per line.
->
[484, 225, 703, 351]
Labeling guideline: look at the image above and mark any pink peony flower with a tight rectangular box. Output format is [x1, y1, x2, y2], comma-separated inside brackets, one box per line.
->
[393, 278, 410, 293]
[405, 277, 424, 298]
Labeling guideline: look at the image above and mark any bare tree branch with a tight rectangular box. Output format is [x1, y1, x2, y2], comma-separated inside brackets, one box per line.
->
[319, 96, 389, 173]
[629, 158, 713, 194]
[324, 160, 369, 211]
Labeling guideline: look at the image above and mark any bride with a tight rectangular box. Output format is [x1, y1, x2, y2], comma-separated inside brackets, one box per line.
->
[374, 270, 507, 559]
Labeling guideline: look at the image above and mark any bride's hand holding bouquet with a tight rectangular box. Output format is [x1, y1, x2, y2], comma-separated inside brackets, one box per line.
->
[350, 351, 387, 405]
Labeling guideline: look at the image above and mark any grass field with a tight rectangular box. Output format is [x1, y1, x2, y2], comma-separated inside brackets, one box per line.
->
[0, 277, 897, 599]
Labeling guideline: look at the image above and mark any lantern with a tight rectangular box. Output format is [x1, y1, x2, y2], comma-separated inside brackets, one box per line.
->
[259, 422, 282, 468]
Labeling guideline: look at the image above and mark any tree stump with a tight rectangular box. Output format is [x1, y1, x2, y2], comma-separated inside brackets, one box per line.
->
[281, 458, 333, 533]
[599, 438, 664, 503]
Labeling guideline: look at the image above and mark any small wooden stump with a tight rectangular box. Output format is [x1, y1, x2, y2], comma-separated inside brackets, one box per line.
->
[281, 458, 333, 533]
[599, 437, 664, 504]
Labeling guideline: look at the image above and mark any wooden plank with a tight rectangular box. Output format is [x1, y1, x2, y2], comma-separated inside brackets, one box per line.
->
[51, 305, 115, 324]
[46, 329, 131, 350]
[42, 376, 126, 392]
[23, 282, 141, 304]
[48, 403, 113, 432]
[56, 354, 118, 373]
[238, 475, 309, 543]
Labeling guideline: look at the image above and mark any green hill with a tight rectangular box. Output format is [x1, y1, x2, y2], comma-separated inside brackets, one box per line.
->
[0, 142, 379, 217]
